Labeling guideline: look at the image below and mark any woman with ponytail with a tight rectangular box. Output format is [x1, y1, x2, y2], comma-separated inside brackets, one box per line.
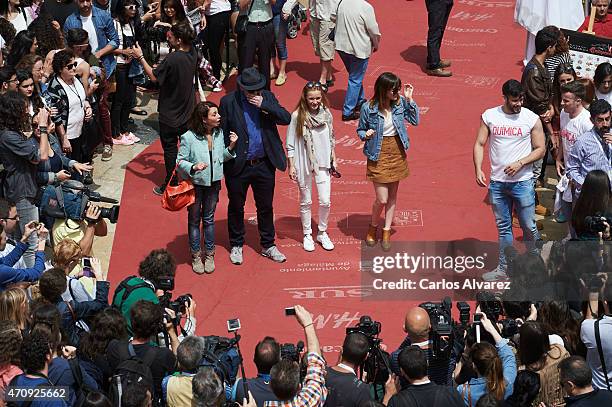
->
[457, 312, 517, 406]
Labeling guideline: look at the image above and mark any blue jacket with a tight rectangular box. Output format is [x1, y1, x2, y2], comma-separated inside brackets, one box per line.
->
[36, 134, 76, 186]
[0, 241, 46, 290]
[177, 129, 236, 186]
[64, 7, 119, 77]
[356, 96, 419, 161]
[457, 339, 518, 406]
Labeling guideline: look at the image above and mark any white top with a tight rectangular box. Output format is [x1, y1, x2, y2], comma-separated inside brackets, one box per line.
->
[560, 107, 592, 201]
[382, 112, 395, 137]
[334, 0, 380, 60]
[0, 34, 5, 50]
[514, 0, 584, 34]
[58, 77, 86, 140]
[206, 0, 231, 15]
[596, 89, 612, 105]
[82, 14, 99, 52]
[581, 316, 612, 390]
[286, 110, 333, 185]
[482, 105, 539, 182]
[114, 21, 134, 64]
[10, 10, 29, 33]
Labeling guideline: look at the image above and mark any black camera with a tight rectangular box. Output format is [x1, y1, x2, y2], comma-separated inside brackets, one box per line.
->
[585, 215, 612, 233]
[280, 341, 304, 363]
[419, 299, 454, 359]
[499, 318, 519, 338]
[156, 276, 175, 292]
[476, 291, 503, 322]
[39, 180, 120, 224]
[346, 316, 390, 386]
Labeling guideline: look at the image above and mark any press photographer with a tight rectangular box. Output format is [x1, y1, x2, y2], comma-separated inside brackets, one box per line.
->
[267, 305, 327, 407]
[162, 335, 206, 406]
[233, 337, 281, 406]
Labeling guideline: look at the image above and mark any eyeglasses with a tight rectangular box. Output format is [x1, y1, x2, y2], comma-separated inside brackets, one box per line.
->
[65, 62, 78, 69]
[124, 4, 137, 10]
[2, 215, 19, 221]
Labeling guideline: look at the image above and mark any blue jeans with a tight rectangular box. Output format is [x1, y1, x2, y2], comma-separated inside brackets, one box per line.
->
[15, 198, 40, 267]
[187, 183, 220, 252]
[489, 179, 540, 268]
[338, 51, 369, 117]
[272, 14, 288, 60]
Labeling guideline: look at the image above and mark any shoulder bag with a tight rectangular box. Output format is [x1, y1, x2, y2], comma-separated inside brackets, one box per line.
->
[235, 0, 255, 34]
[161, 165, 195, 211]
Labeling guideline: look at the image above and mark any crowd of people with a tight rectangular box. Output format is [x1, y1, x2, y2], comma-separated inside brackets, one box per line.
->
[1, 0, 612, 406]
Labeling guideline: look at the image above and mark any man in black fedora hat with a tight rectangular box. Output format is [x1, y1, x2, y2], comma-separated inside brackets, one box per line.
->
[220, 67, 291, 265]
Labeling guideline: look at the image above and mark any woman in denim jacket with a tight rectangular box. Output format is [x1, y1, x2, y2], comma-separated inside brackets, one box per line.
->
[177, 101, 237, 274]
[356, 72, 419, 250]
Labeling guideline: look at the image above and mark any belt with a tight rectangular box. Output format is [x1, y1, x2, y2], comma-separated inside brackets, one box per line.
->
[246, 157, 265, 166]
[248, 19, 272, 27]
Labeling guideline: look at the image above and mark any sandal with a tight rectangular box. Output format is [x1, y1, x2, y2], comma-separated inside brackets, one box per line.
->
[130, 108, 148, 116]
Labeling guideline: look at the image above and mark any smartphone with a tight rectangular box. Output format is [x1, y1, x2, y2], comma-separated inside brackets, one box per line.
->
[285, 307, 296, 316]
[227, 318, 241, 332]
[30, 221, 41, 228]
[82, 257, 92, 269]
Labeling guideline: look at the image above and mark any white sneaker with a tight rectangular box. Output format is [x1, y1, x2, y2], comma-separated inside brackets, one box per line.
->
[482, 266, 509, 282]
[317, 232, 334, 251]
[303, 234, 315, 252]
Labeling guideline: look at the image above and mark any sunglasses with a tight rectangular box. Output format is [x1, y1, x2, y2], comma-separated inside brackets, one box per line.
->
[124, 4, 137, 10]
[1, 215, 19, 221]
[306, 81, 328, 93]
[65, 62, 78, 69]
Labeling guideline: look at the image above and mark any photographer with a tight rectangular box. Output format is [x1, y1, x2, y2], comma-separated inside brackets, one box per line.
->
[266, 305, 327, 407]
[52, 201, 108, 257]
[324, 332, 374, 407]
[193, 367, 227, 407]
[106, 300, 178, 404]
[390, 307, 458, 386]
[233, 337, 280, 406]
[112, 248, 176, 332]
[581, 272, 612, 390]
[387, 346, 463, 407]
[0, 200, 27, 269]
[162, 335, 206, 406]
[0, 221, 48, 290]
[571, 170, 612, 241]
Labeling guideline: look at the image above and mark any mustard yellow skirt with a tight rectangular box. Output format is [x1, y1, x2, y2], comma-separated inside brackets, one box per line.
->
[366, 135, 410, 183]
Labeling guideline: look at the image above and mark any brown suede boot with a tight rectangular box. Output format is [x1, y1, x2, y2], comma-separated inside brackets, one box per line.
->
[191, 251, 205, 274]
[204, 248, 215, 274]
[366, 224, 378, 247]
[381, 229, 391, 251]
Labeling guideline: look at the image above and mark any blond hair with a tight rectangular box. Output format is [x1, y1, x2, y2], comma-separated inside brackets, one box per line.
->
[0, 288, 29, 329]
[52, 238, 82, 271]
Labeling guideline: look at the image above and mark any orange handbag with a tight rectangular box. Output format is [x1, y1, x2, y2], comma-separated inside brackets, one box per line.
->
[161, 166, 195, 211]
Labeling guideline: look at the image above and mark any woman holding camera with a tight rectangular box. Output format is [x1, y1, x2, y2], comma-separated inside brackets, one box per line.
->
[0, 91, 51, 267]
[572, 170, 612, 240]
[177, 101, 237, 274]
[357, 72, 419, 251]
[287, 81, 336, 252]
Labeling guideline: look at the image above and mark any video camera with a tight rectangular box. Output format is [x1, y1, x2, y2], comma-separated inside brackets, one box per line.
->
[346, 316, 391, 387]
[280, 340, 304, 363]
[39, 180, 120, 224]
[155, 275, 193, 328]
[585, 214, 612, 234]
[419, 298, 471, 360]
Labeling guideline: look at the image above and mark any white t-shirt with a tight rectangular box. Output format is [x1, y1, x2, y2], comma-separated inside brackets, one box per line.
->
[58, 78, 86, 140]
[81, 14, 99, 52]
[581, 316, 612, 390]
[382, 112, 395, 137]
[114, 21, 134, 64]
[206, 0, 231, 15]
[560, 108, 592, 166]
[596, 89, 612, 105]
[482, 106, 539, 182]
[10, 11, 29, 33]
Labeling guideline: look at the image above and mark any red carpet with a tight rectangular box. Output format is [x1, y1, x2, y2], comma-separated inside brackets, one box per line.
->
[109, 0, 523, 370]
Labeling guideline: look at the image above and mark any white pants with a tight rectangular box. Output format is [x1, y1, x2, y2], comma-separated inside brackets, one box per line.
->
[299, 167, 331, 235]
[524, 31, 536, 66]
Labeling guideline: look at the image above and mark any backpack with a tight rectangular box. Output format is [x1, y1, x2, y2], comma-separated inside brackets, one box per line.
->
[108, 341, 156, 407]
[112, 276, 155, 311]
[68, 358, 95, 407]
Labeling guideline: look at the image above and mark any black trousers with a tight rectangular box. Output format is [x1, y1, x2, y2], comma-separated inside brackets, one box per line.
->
[111, 64, 136, 137]
[206, 10, 231, 80]
[425, 0, 453, 69]
[225, 159, 276, 249]
[159, 121, 189, 187]
[238, 21, 274, 89]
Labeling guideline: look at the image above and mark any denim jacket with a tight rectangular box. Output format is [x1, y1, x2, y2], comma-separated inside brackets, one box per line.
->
[64, 7, 119, 77]
[177, 129, 236, 187]
[356, 96, 419, 161]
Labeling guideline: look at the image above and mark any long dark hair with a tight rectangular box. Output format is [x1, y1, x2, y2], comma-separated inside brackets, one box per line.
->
[15, 68, 44, 113]
[504, 371, 541, 407]
[160, 0, 187, 24]
[115, 0, 139, 25]
[594, 62, 612, 90]
[79, 308, 128, 362]
[470, 342, 506, 400]
[190, 101, 219, 137]
[538, 301, 584, 356]
[6, 29, 36, 68]
[369, 72, 401, 109]
[572, 170, 611, 234]
[0, 90, 29, 133]
[552, 62, 577, 112]
[519, 321, 550, 369]
[28, 11, 64, 59]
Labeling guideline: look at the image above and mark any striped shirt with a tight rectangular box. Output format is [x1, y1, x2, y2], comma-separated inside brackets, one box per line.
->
[544, 52, 572, 82]
[566, 127, 612, 194]
[264, 353, 328, 407]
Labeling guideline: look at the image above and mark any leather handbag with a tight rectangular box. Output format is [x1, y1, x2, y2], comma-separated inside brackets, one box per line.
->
[161, 166, 195, 211]
[235, 0, 255, 34]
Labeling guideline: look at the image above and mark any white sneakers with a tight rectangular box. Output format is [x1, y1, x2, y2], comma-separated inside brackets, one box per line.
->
[482, 265, 509, 282]
[303, 232, 334, 252]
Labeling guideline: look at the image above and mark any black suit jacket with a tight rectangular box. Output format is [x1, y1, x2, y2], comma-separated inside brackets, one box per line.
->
[220, 89, 291, 176]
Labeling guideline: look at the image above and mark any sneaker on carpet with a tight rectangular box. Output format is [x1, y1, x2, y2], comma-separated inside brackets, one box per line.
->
[126, 132, 141, 143]
[303, 234, 315, 252]
[230, 246, 243, 265]
[212, 84, 223, 92]
[261, 245, 286, 263]
[101, 145, 113, 161]
[153, 185, 165, 196]
[482, 266, 509, 282]
[113, 134, 134, 145]
[316, 232, 334, 250]
[555, 212, 567, 223]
